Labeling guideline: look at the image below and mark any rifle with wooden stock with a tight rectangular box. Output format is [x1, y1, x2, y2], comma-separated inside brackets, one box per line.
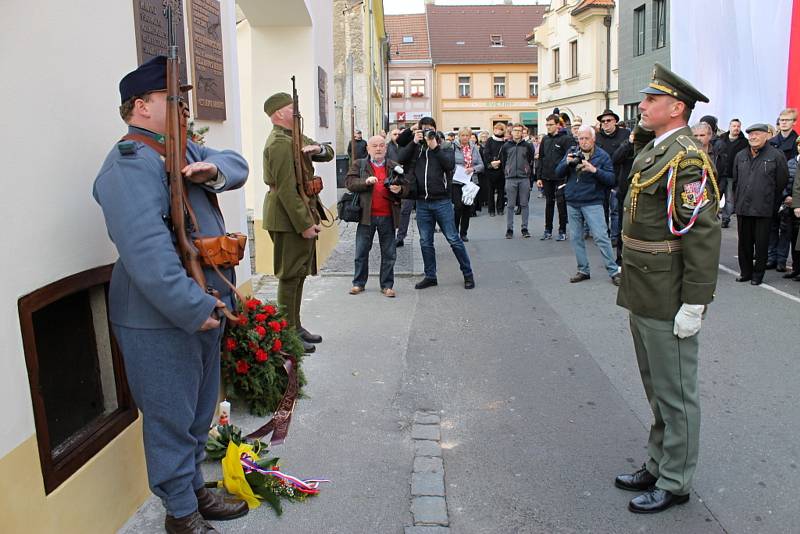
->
[164, 4, 239, 322]
[290, 76, 323, 228]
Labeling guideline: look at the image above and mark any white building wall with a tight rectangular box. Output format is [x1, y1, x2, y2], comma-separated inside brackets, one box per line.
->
[0, 0, 249, 458]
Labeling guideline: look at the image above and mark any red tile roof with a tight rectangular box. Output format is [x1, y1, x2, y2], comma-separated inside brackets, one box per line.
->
[386, 14, 431, 61]
[571, 0, 615, 15]
[426, 4, 547, 65]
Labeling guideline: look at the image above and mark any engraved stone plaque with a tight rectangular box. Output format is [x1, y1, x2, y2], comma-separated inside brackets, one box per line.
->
[187, 0, 227, 121]
[132, 0, 189, 85]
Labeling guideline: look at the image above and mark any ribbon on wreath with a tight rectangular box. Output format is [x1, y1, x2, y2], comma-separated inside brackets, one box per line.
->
[246, 354, 298, 445]
[240, 453, 330, 495]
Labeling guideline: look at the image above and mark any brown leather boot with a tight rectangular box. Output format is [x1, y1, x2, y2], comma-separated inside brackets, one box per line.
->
[164, 511, 218, 534]
[195, 487, 249, 521]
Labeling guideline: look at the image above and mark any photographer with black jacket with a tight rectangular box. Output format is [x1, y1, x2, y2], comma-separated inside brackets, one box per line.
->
[536, 114, 575, 240]
[397, 117, 475, 290]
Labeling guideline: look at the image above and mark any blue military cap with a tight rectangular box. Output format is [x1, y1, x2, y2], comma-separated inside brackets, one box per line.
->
[640, 63, 708, 109]
[119, 55, 192, 103]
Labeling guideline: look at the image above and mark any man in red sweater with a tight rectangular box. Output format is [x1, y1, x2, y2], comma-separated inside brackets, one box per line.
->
[345, 136, 406, 297]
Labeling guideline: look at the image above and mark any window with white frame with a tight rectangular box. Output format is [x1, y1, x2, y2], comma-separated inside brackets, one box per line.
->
[493, 75, 506, 97]
[490, 34, 503, 47]
[390, 79, 405, 98]
[553, 48, 561, 82]
[458, 75, 471, 97]
[569, 40, 578, 78]
[410, 79, 425, 97]
[529, 75, 538, 97]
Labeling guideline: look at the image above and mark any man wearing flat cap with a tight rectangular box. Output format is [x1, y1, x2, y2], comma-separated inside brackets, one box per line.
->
[731, 123, 789, 285]
[93, 55, 250, 533]
[595, 109, 630, 248]
[614, 63, 721, 514]
[262, 92, 334, 353]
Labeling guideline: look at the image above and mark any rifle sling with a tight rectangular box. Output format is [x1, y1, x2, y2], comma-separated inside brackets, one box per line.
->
[121, 133, 222, 216]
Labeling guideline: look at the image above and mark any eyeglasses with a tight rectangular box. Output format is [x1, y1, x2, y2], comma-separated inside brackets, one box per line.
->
[601, 118, 615, 123]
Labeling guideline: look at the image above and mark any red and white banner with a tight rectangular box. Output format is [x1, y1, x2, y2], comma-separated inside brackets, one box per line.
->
[670, 0, 797, 126]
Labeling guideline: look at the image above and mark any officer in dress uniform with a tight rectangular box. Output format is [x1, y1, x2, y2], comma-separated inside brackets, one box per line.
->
[93, 56, 249, 534]
[614, 63, 721, 514]
[262, 92, 334, 353]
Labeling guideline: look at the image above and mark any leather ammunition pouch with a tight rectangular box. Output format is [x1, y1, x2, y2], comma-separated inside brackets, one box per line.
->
[304, 176, 324, 196]
[194, 233, 247, 268]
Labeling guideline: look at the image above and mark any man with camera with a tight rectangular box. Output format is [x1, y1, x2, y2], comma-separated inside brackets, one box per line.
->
[397, 117, 475, 289]
[555, 125, 621, 285]
[344, 136, 407, 297]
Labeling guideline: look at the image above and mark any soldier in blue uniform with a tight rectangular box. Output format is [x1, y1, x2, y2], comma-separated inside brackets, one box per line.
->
[93, 56, 249, 534]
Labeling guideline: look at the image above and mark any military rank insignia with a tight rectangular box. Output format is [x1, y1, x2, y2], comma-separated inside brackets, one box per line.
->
[681, 181, 709, 209]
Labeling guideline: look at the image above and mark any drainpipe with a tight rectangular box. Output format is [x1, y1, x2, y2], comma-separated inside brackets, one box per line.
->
[603, 13, 612, 110]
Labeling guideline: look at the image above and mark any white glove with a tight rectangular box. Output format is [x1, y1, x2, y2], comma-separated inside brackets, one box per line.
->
[461, 181, 480, 206]
[673, 303, 704, 338]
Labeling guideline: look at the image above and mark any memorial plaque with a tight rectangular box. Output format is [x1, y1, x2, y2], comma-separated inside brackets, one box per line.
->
[187, 0, 227, 121]
[132, 0, 189, 86]
[318, 66, 329, 128]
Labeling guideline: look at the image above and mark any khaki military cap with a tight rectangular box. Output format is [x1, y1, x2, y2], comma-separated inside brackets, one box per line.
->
[264, 92, 292, 115]
[640, 63, 709, 109]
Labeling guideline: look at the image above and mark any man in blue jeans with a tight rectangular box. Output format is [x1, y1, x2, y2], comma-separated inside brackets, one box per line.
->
[396, 117, 475, 289]
[556, 125, 621, 286]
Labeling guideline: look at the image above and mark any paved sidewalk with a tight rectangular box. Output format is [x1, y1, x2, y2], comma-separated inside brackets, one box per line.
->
[321, 206, 423, 277]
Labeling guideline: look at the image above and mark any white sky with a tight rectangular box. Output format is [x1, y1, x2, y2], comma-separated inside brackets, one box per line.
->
[383, 0, 548, 15]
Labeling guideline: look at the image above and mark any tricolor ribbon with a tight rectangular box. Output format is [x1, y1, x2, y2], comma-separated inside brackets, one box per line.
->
[666, 166, 708, 236]
[241, 453, 330, 495]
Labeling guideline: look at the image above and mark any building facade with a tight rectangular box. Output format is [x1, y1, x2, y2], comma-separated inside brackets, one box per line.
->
[0, 1, 250, 531]
[237, 0, 338, 275]
[618, 0, 670, 124]
[333, 0, 388, 152]
[385, 14, 433, 129]
[532, 0, 621, 128]
[427, 3, 546, 133]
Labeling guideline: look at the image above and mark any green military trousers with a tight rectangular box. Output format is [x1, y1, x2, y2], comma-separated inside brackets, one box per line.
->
[269, 230, 316, 330]
[629, 312, 700, 496]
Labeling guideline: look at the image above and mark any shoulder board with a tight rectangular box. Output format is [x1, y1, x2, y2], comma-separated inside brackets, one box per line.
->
[676, 135, 698, 151]
[117, 140, 138, 156]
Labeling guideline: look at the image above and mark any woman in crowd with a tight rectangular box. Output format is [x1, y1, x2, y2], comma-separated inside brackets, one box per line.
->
[453, 126, 484, 242]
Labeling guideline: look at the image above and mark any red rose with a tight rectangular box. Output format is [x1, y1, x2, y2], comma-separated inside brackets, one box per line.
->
[263, 305, 277, 316]
[238, 315, 248, 326]
[224, 338, 237, 351]
[235, 360, 249, 375]
[271, 339, 282, 352]
[254, 325, 267, 338]
[268, 321, 282, 333]
[254, 314, 267, 323]
[280, 319, 288, 328]
[255, 349, 268, 362]
[248, 341, 257, 351]
[246, 299, 262, 311]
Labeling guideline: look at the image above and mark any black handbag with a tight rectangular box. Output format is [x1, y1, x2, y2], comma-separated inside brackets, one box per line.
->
[338, 191, 362, 222]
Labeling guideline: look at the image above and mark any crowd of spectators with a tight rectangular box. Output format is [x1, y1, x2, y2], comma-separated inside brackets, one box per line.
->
[342, 106, 799, 293]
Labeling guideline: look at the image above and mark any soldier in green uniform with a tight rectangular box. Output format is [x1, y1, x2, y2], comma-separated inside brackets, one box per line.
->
[262, 92, 334, 353]
[614, 64, 721, 514]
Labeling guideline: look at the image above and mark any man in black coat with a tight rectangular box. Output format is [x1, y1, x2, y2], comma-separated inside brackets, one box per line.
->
[347, 129, 368, 162]
[715, 119, 750, 228]
[536, 114, 575, 240]
[594, 110, 630, 244]
[733, 124, 789, 285]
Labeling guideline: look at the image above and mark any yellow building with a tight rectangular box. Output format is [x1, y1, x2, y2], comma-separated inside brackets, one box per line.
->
[334, 0, 389, 151]
[426, 3, 547, 133]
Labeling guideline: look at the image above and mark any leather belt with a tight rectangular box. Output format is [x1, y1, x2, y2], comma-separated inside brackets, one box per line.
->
[622, 234, 682, 254]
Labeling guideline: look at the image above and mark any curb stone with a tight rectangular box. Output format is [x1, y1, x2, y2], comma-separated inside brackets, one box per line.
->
[409, 411, 449, 528]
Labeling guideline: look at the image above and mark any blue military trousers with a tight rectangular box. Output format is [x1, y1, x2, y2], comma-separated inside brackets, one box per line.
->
[114, 324, 223, 518]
